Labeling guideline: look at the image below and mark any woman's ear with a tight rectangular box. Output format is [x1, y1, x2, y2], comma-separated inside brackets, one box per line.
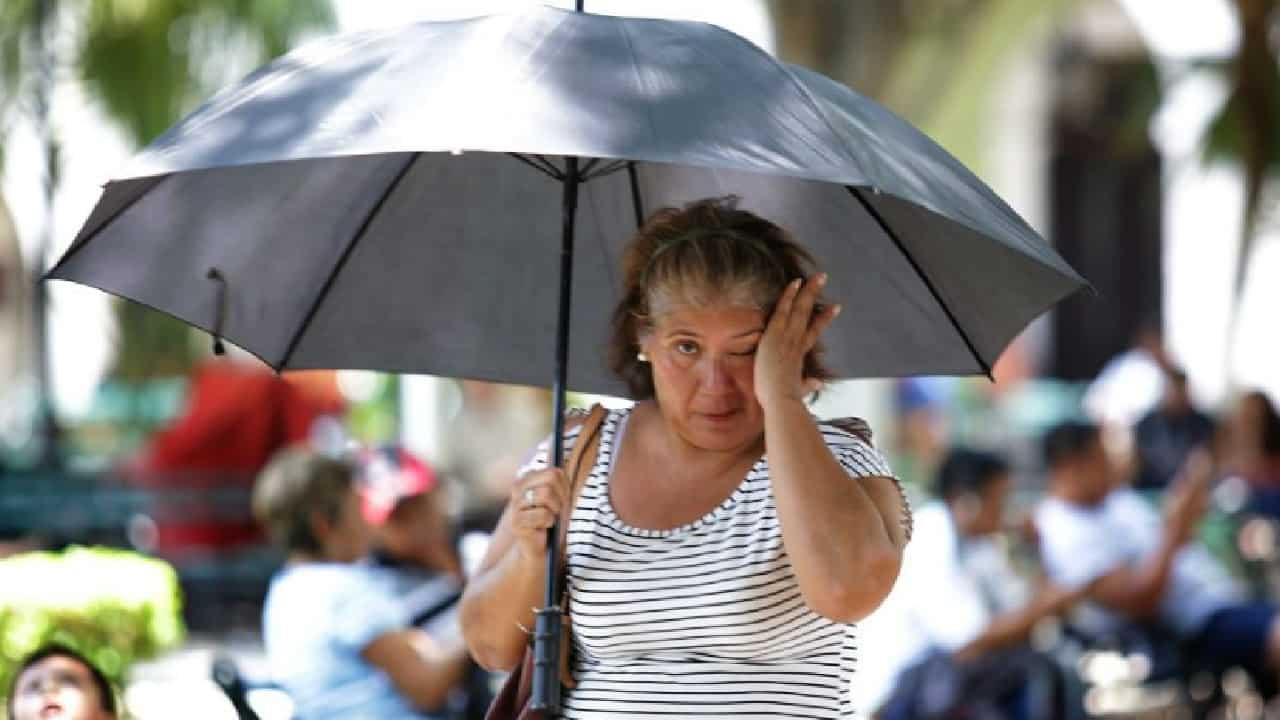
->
[635, 328, 653, 360]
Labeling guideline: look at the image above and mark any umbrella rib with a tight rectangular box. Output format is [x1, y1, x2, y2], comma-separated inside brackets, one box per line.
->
[508, 153, 563, 181]
[581, 159, 629, 182]
[625, 162, 644, 228]
[278, 152, 422, 369]
[44, 175, 168, 276]
[847, 186, 994, 380]
[534, 154, 566, 179]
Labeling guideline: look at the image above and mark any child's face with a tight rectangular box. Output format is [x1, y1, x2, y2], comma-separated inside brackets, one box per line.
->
[10, 655, 113, 720]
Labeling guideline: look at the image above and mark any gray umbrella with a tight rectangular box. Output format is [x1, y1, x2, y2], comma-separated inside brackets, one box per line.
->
[47, 5, 1086, 710]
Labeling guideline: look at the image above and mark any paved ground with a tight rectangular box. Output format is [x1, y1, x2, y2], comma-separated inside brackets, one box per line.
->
[125, 632, 291, 720]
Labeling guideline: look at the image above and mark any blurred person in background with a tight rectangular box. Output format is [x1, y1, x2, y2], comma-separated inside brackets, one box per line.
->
[1224, 390, 1280, 490]
[6, 644, 117, 720]
[358, 446, 491, 719]
[875, 448, 1087, 720]
[891, 378, 951, 490]
[1082, 320, 1169, 430]
[359, 446, 462, 596]
[253, 448, 469, 719]
[1035, 421, 1280, 696]
[130, 356, 343, 476]
[120, 355, 344, 558]
[1132, 366, 1215, 491]
[441, 381, 548, 535]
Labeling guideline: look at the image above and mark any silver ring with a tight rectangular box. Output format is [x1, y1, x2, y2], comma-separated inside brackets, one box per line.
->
[523, 487, 536, 508]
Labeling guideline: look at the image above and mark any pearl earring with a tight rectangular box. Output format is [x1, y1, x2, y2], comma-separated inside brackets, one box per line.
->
[636, 351, 649, 362]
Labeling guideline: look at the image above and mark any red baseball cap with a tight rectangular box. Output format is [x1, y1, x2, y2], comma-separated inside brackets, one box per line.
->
[356, 446, 438, 526]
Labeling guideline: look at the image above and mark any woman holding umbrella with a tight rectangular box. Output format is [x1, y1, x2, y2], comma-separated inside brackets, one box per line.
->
[460, 197, 912, 718]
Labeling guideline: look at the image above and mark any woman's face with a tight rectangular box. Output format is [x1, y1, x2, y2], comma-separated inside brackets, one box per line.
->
[640, 303, 766, 453]
[10, 655, 113, 720]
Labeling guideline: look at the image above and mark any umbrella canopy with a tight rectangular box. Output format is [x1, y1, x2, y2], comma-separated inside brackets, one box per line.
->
[49, 5, 1086, 398]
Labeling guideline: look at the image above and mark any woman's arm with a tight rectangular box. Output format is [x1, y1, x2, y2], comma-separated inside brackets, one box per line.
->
[755, 274, 907, 623]
[459, 418, 587, 670]
[458, 501, 549, 670]
[763, 398, 906, 622]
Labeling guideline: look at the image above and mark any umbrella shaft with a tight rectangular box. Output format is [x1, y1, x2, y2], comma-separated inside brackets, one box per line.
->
[535, 156, 580, 715]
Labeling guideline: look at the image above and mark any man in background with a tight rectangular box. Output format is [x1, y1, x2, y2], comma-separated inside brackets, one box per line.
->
[1133, 367, 1214, 490]
[872, 448, 1088, 719]
[1035, 421, 1279, 696]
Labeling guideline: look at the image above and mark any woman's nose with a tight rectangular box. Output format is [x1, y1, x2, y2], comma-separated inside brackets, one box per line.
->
[698, 356, 733, 392]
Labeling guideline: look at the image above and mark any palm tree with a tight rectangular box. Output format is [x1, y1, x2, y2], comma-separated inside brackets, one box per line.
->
[0, 0, 333, 464]
[1202, 0, 1279, 329]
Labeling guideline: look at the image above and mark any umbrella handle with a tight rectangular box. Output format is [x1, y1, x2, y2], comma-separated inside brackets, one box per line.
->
[206, 267, 228, 355]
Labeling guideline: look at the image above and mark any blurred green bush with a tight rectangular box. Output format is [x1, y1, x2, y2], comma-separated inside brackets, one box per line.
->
[0, 546, 184, 710]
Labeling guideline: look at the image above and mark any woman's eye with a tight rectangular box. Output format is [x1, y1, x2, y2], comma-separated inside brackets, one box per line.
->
[731, 346, 757, 357]
[674, 341, 699, 355]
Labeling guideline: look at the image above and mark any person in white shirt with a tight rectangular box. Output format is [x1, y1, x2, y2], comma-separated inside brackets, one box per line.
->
[870, 449, 1088, 719]
[1034, 421, 1280, 697]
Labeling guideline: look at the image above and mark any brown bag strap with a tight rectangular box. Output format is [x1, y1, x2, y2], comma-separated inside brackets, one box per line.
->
[555, 404, 607, 595]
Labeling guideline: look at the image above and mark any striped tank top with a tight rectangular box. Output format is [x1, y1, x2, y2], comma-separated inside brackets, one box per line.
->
[520, 406, 896, 718]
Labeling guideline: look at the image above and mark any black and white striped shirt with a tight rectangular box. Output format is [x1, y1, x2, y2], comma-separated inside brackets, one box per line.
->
[521, 407, 896, 718]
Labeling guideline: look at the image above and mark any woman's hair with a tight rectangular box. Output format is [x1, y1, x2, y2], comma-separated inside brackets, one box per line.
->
[252, 447, 354, 554]
[7, 644, 117, 717]
[609, 196, 831, 398]
[936, 448, 1009, 500]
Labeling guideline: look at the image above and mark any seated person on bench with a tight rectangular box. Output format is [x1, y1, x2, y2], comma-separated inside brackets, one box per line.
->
[1034, 421, 1280, 695]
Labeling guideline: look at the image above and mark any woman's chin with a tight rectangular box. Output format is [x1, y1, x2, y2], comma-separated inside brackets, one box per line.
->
[684, 412, 762, 450]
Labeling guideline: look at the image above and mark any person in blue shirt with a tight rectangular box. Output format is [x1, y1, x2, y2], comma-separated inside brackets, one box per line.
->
[253, 448, 469, 719]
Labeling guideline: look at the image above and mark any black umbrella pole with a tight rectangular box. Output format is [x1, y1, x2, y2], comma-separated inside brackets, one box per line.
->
[532, 156, 580, 715]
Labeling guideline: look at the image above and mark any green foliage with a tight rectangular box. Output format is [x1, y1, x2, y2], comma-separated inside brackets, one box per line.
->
[1201, 59, 1280, 169]
[0, 0, 334, 383]
[0, 546, 184, 708]
[78, 0, 334, 147]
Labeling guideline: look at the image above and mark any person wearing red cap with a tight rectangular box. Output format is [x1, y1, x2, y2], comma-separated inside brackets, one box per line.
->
[253, 448, 470, 719]
[359, 447, 461, 581]
[357, 447, 492, 718]
[357, 448, 467, 627]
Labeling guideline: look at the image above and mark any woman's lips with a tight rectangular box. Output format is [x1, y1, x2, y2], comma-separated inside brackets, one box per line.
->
[699, 409, 740, 422]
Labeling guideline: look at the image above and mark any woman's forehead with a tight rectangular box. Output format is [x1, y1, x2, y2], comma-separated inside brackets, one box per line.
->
[651, 304, 765, 335]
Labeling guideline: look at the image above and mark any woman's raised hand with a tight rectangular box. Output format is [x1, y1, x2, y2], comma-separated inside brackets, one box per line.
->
[509, 467, 569, 561]
[754, 273, 840, 410]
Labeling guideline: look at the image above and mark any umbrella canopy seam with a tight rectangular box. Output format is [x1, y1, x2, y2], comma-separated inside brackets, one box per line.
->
[847, 185, 993, 380]
[278, 151, 421, 369]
